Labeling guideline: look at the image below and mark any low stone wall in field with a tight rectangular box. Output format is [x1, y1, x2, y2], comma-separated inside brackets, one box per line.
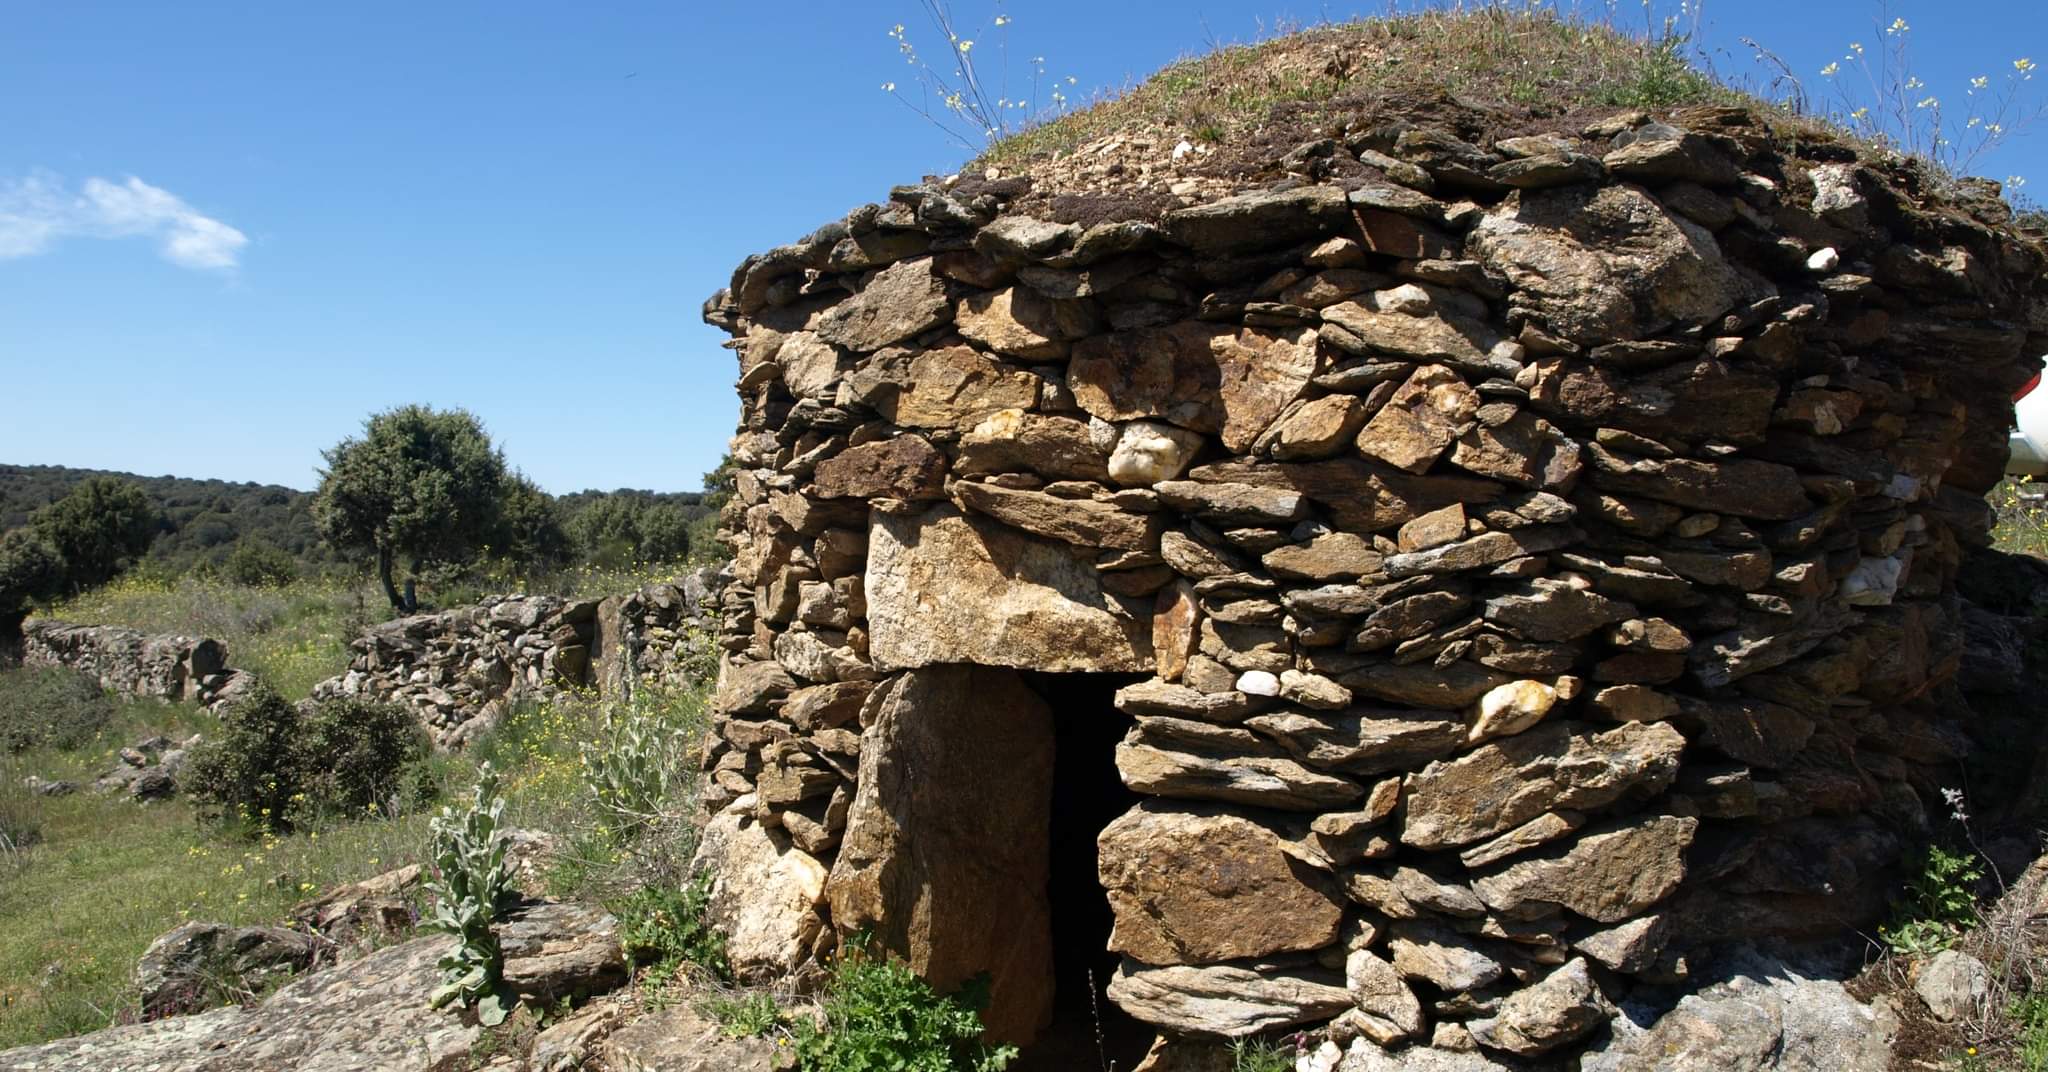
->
[312, 567, 728, 747]
[19, 619, 257, 709]
[20, 568, 728, 749]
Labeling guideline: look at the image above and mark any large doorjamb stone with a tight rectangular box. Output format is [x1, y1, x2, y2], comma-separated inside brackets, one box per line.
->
[824, 665, 1060, 1045]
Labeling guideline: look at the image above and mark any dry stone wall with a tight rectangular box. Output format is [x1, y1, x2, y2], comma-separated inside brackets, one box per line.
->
[312, 594, 600, 748]
[697, 103, 2048, 1065]
[312, 570, 726, 747]
[22, 572, 726, 750]
[20, 619, 256, 709]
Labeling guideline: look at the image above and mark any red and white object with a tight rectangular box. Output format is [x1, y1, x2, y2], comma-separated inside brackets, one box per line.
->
[2011, 355, 2048, 477]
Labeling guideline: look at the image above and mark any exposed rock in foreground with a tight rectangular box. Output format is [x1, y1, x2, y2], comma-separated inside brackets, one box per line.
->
[0, 936, 476, 1072]
[0, 898, 626, 1072]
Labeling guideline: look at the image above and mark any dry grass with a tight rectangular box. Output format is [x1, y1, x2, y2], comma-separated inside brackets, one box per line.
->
[978, 7, 1738, 170]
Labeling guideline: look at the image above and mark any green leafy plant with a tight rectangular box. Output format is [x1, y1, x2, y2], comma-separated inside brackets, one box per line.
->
[424, 763, 519, 1026]
[792, 938, 1017, 1072]
[0, 666, 113, 753]
[1880, 843, 1986, 955]
[1229, 1037, 1298, 1072]
[1602, 25, 1716, 108]
[579, 692, 691, 846]
[2018, 992, 2048, 1072]
[614, 876, 730, 983]
[185, 685, 432, 832]
[704, 991, 782, 1039]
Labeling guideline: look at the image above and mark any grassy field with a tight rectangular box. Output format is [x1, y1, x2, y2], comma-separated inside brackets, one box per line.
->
[0, 667, 706, 1049]
[1993, 477, 2048, 558]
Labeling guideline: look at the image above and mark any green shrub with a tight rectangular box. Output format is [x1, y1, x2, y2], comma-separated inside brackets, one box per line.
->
[184, 685, 432, 831]
[614, 875, 729, 983]
[221, 542, 299, 588]
[1229, 1037, 1297, 1072]
[425, 763, 518, 1026]
[301, 696, 437, 815]
[580, 688, 701, 848]
[1879, 843, 1986, 955]
[792, 940, 1017, 1072]
[0, 666, 114, 753]
[704, 992, 781, 1039]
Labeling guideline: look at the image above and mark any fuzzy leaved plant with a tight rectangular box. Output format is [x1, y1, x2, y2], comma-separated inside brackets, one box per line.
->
[424, 762, 518, 1025]
[579, 692, 690, 846]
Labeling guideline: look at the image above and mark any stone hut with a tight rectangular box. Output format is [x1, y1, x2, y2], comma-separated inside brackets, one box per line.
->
[693, 92, 2048, 1067]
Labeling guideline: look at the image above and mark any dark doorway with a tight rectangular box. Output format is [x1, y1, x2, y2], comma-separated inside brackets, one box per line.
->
[1014, 671, 1155, 1072]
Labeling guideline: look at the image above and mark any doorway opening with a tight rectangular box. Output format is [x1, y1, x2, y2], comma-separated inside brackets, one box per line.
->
[1014, 670, 1154, 1072]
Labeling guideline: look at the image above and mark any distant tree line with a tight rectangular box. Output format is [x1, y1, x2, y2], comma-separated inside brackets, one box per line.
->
[1, 476, 157, 637]
[0, 464, 339, 578]
[0, 405, 728, 631]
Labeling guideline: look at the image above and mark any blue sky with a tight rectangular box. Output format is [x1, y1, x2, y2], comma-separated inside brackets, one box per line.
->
[2, 1, 2041, 494]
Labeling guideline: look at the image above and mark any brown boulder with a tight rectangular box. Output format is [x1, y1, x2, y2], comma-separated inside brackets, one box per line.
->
[814, 257, 953, 352]
[1587, 447, 1810, 520]
[1116, 737, 1364, 811]
[824, 667, 1058, 1044]
[1262, 533, 1384, 581]
[813, 436, 947, 500]
[1097, 802, 1345, 964]
[954, 286, 1099, 360]
[1247, 707, 1467, 776]
[951, 481, 1162, 551]
[1070, 323, 1318, 452]
[955, 409, 1113, 482]
[1483, 579, 1636, 641]
[1400, 721, 1686, 850]
[1107, 959, 1353, 1038]
[1470, 183, 1745, 345]
[1188, 458, 1503, 534]
[1354, 365, 1481, 473]
[1269, 395, 1371, 460]
[1469, 957, 1612, 1056]
[866, 506, 1152, 673]
[1472, 815, 1698, 923]
[691, 807, 830, 982]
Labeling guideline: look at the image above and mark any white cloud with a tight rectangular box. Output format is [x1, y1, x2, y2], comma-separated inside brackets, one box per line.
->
[0, 171, 247, 270]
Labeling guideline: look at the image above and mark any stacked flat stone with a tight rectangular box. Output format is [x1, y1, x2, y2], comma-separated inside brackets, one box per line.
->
[311, 573, 727, 748]
[313, 594, 599, 746]
[591, 567, 729, 696]
[26, 576, 728, 752]
[700, 104, 2046, 1063]
[21, 618, 250, 709]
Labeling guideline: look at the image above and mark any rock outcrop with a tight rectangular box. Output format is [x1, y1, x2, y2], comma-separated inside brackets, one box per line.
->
[0, 897, 629, 1072]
